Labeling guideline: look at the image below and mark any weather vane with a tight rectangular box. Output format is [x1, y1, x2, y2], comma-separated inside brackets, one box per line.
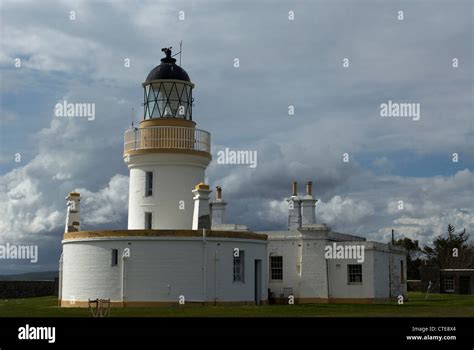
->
[161, 47, 172, 59]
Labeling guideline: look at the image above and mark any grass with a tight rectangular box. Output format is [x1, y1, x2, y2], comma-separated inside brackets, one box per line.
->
[0, 292, 473, 317]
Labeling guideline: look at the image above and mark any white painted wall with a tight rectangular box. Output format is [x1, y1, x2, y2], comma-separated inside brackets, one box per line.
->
[126, 153, 210, 230]
[389, 250, 407, 298]
[265, 229, 407, 301]
[61, 236, 267, 304]
[327, 248, 375, 299]
[267, 234, 302, 299]
[373, 250, 390, 298]
[300, 238, 329, 299]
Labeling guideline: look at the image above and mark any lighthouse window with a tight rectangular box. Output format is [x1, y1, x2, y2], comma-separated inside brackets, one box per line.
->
[233, 250, 245, 283]
[145, 172, 153, 196]
[145, 212, 153, 229]
[111, 249, 118, 266]
[143, 81, 192, 120]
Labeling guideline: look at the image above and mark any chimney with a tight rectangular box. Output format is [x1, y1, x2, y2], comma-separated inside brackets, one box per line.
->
[301, 181, 317, 226]
[391, 229, 395, 244]
[292, 181, 298, 196]
[210, 186, 227, 227]
[65, 192, 81, 232]
[192, 182, 211, 230]
[306, 181, 313, 196]
[287, 181, 302, 230]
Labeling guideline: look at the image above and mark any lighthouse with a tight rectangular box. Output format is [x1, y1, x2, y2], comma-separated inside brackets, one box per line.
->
[59, 47, 268, 307]
[124, 47, 211, 230]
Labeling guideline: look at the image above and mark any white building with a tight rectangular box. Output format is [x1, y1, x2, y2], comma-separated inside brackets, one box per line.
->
[262, 182, 407, 303]
[59, 48, 406, 307]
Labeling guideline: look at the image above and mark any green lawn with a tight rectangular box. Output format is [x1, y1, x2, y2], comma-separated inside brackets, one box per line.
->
[0, 292, 472, 317]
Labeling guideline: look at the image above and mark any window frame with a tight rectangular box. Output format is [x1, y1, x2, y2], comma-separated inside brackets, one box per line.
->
[444, 276, 455, 293]
[111, 249, 118, 267]
[270, 256, 283, 281]
[347, 264, 363, 285]
[145, 212, 153, 230]
[145, 171, 153, 197]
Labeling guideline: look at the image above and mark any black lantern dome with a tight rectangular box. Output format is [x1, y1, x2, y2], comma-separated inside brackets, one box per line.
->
[143, 47, 194, 120]
[145, 48, 191, 82]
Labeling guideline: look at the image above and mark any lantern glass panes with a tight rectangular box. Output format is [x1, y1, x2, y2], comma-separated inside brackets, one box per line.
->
[144, 81, 192, 120]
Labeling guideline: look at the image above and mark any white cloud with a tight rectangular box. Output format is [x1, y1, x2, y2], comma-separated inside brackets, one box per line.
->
[76, 174, 128, 226]
[372, 208, 474, 247]
[318, 196, 375, 227]
[0, 116, 129, 243]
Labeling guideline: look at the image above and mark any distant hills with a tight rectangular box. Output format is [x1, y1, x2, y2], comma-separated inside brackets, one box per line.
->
[0, 271, 58, 281]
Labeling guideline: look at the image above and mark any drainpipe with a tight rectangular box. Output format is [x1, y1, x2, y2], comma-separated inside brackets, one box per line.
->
[121, 255, 125, 306]
[214, 248, 219, 305]
[388, 254, 392, 298]
[326, 258, 331, 301]
[121, 249, 129, 307]
[202, 228, 207, 303]
[58, 254, 63, 307]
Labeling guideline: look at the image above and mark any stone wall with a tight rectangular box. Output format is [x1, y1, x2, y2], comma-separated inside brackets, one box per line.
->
[0, 279, 58, 298]
[407, 280, 422, 292]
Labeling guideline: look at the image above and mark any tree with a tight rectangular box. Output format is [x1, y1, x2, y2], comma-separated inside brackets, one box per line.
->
[423, 225, 473, 269]
[393, 237, 422, 279]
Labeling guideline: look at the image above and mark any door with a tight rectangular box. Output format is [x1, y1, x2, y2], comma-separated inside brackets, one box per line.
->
[254, 259, 262, 305]
[460, 276, 470, 294]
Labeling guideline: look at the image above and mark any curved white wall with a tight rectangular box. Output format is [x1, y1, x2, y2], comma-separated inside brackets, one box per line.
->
[126, 152, 210, 230]
[61, 236, 267, 305]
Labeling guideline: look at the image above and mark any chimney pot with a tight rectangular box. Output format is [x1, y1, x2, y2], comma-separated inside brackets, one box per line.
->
[292, 181, 298, 196]
[210, 186, 227, 227]
[306, 181, 313, 196]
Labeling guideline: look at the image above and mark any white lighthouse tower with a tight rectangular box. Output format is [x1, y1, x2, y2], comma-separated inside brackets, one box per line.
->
[124, 47, 211, 229]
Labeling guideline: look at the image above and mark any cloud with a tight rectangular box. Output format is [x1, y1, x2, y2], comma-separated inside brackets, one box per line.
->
[318, 196, 375, 227]
[76, 174, 128, 226]
[0, 0, 472, 273]
[0, 115, 129, 244]
[373, 208, 474, 246]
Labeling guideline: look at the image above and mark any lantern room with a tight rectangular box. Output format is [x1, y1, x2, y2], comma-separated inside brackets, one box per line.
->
[142, 47, 194, 120]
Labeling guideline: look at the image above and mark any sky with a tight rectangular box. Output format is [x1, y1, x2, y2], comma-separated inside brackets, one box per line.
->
[0, 0, 472, 274]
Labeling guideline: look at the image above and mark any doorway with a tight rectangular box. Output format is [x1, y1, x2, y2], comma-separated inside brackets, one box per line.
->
[254, 259, 262, 305]
[460, 276, 471, 294]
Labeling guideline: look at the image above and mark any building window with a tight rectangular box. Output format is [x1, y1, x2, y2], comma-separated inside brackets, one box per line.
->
[145, 171, 153, 196]
[270, 256, 283, 281]
[444, 276, 455, 292]
[145, 212, 152, 229]
[233, 250, 245, 282]
[348, 264, 363, 284]
[111, 249, 118, 266]
[400, 260, 405, 283]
